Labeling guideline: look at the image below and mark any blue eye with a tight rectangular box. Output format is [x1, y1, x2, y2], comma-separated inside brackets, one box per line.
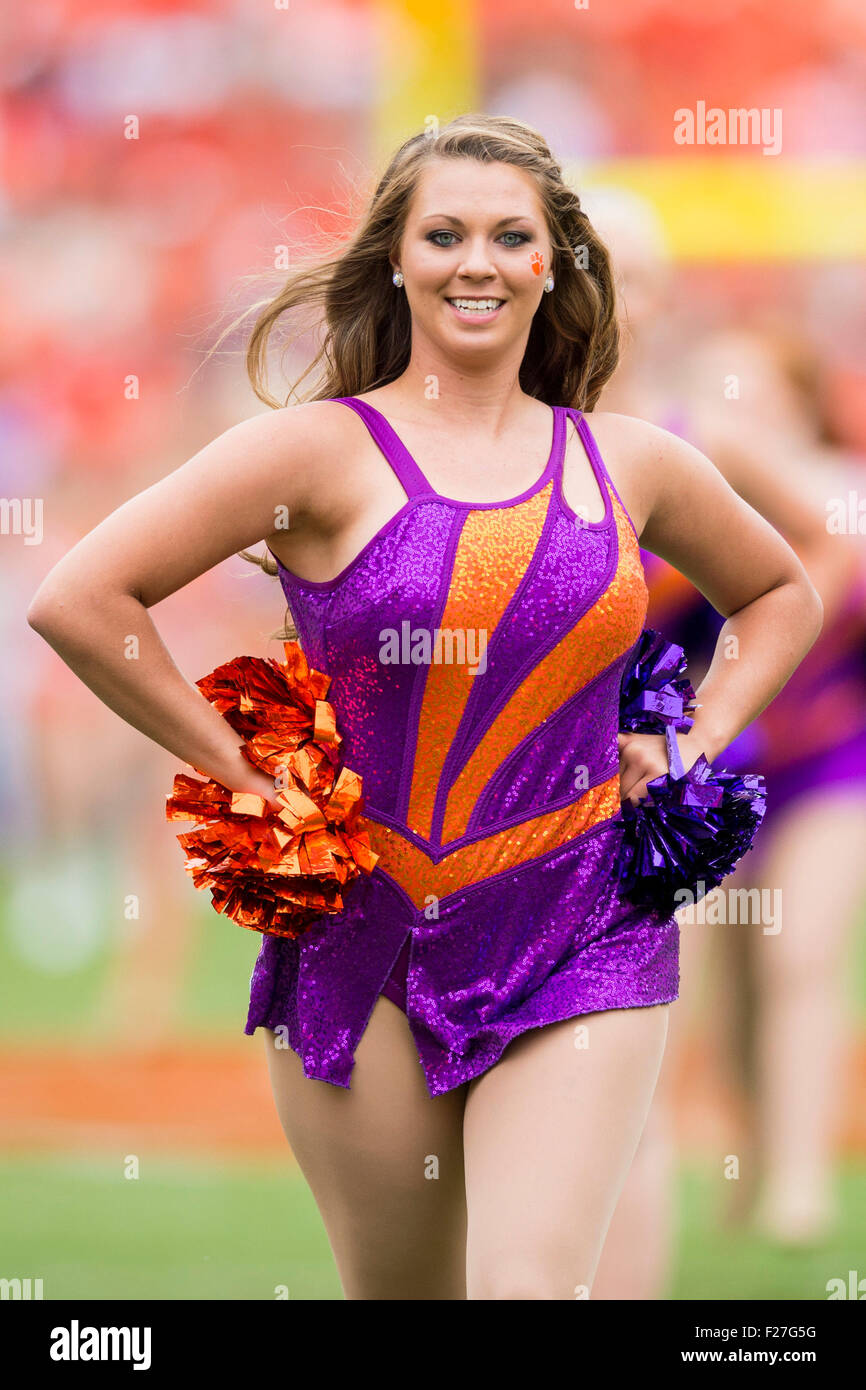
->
[426, 229, 531, 248]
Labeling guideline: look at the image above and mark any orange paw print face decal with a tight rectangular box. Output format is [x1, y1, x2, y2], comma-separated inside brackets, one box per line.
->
[530, 250, 544, 276]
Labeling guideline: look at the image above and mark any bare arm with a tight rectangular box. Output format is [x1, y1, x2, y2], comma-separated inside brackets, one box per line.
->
[636, 419, 824, 768]
[26, 403, 342, 803]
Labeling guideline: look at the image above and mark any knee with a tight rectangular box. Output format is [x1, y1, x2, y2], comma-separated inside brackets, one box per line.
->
[468, 1252, 595, 1301]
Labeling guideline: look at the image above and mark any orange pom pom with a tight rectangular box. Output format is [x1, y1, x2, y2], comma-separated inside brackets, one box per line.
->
[165, 641, 379, 939]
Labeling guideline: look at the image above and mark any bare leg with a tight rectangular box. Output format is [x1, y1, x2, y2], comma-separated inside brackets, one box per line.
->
[587, 1093, 677, 1299]
[463, 1003, 670, 1299]
[748, 788, 866, 1242]
[262, 996, 469, 1299]
[590, 899, 715, 1298]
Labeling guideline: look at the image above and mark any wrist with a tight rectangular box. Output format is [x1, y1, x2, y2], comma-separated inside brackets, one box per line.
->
[190, 741, 246, 785]
[682, 716, 726, 764]
[194, 745, 276, 800]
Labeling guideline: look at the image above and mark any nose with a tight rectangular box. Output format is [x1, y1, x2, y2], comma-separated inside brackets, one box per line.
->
[456, 236, 497, 279]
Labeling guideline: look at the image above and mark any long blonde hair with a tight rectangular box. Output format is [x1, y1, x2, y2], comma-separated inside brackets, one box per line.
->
[229, 113, 621, 632]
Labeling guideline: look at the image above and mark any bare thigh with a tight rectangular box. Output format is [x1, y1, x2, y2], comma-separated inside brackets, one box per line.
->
[262, 995, 469, 1300]
[462, 1003, 670, 1299]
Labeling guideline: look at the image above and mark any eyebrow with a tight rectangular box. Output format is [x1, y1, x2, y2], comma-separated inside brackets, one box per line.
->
[417, 214, 537, 230]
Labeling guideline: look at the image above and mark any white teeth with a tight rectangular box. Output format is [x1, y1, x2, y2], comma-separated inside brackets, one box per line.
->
[449, 298, 503, 312]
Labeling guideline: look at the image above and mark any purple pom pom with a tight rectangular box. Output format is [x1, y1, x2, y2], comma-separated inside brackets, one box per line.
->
[615, 627, 767, 912]
[619, 628, 697, 735]
[614, 755, 767, 912]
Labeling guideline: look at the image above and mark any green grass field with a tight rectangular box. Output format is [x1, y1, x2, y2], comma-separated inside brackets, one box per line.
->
[2, 1153, 864, 1301]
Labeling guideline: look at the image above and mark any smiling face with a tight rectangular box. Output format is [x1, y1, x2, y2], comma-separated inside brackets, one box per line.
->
[392, 157, 553, 357]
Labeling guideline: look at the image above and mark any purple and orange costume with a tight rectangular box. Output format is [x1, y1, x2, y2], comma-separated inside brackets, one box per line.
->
[245, 398, 680, 1095]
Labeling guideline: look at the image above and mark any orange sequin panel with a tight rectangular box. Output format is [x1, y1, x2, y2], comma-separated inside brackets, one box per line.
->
[406, 482, 553, 840]
[441, 488, 648, 845]
[366, 773, 620, 909]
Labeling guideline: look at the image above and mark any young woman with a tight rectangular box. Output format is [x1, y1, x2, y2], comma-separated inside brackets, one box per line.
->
[26, 114, 822, 1300]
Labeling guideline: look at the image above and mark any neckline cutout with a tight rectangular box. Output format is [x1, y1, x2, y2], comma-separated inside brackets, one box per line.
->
[559, 408, 614, 531]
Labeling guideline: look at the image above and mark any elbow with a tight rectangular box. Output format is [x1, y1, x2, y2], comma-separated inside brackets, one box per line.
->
[26, 579, 68, 636]
[801, 574, 824, 647]
[26, 595, 54, 634]
[27, 578, 136, 637]
[781, 555, 824, 647]
[27, 605, 62, 640]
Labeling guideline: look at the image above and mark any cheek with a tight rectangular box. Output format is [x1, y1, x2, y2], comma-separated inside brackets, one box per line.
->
[403, 246, 448, 286]
[504, 247, 549, 291]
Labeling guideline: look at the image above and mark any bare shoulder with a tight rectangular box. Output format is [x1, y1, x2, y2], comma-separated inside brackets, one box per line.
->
[584, 409, 808, 619]
[224, 399, 354, 509]
[579, 410, 710, 538]
[203, 398, 380, 540]
[581, 409, 708, 467]
[25, 398, 374, 617]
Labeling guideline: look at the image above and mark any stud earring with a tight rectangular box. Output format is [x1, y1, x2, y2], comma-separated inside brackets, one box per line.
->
[392, 269, 404, 288]
[544, 274, 554, 293]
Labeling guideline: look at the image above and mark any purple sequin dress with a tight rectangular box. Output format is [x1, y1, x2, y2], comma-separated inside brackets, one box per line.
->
[245, 398, 679, 1096]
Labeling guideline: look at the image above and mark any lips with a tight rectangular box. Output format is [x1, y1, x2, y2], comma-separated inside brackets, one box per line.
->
[445, 297, 506, 322]
[446, 297, 505, 311]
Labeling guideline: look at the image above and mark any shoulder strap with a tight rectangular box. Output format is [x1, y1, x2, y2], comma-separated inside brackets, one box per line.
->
[565, 405, 631, 517]
[565, 407, 606, 478]
[332, 397, 432, 500]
